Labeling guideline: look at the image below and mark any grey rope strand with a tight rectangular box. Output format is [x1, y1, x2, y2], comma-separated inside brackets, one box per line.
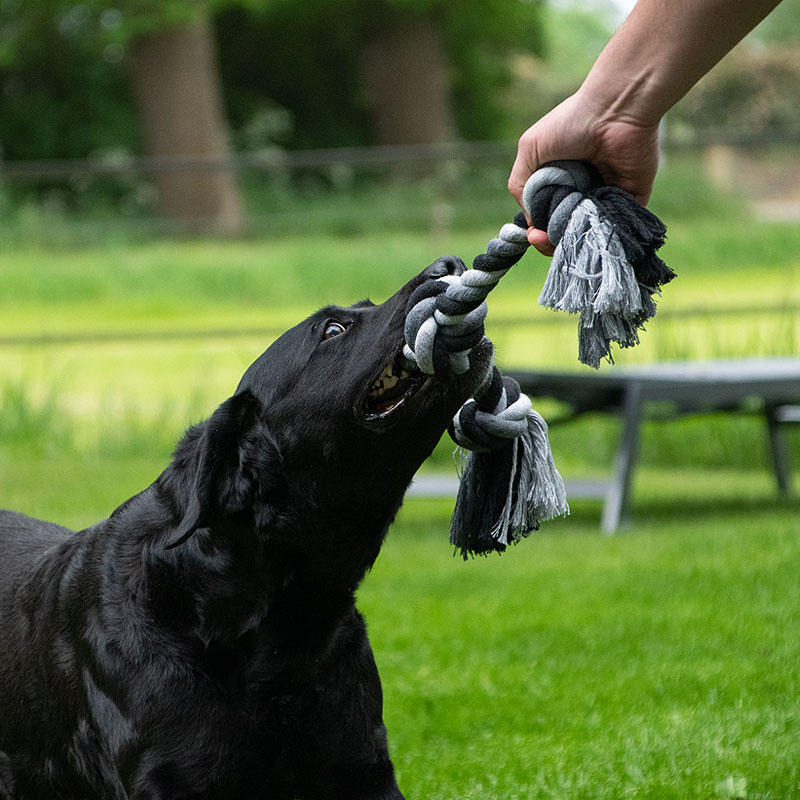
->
[402, 213, 530, 379]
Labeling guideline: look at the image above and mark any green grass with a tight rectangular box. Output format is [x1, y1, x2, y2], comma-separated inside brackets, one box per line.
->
[2, 445, 798, 797]
[1, 168, 800, 796]
[364, 492, 800, 799]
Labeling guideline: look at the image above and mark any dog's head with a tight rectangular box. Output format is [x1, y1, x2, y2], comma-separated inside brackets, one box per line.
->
[165, 257, 492, 571]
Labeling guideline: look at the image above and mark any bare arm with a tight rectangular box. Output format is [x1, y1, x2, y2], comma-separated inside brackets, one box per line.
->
[582, 0, 783, 130]
[509, 0, 783, 252]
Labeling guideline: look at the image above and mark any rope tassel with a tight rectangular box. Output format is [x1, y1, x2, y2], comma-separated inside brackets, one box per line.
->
[524, 160, 676, 368]
[448, 368, 568, 558]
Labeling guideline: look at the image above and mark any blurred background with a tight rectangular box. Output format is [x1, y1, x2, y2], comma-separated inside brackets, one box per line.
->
[1, 0, 798, 505]
[3, 0, 800, 236]
[1, 2, 800, 796]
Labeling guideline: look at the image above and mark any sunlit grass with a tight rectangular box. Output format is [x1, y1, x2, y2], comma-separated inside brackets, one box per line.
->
[2, 171, 800, 797]
[361, 490, 800, 799]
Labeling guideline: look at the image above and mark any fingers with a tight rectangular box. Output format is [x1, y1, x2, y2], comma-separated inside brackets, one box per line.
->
[509, 137, 555, 257]
[508, 122, 546, 212]
[527, 227, 555, 257]
[508, 151, 536, 211]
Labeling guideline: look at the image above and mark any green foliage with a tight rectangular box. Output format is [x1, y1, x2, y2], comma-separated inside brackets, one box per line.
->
[216, 3, 367, 150]
[0, 383, 70, 456]
[503, 1, 617, 133]
[439, 0, 545, 141]
[218, 0, 545, 148]
[0, 1, 136, 160]
[0, 0, 259, 162]
[673, 45, 800, 141]
[668, 0, 800, 142]
[0, 0, 545, 163]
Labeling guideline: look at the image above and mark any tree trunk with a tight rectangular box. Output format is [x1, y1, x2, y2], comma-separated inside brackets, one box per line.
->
[362, 15, 456, 147]
[129, 15, 243, 233]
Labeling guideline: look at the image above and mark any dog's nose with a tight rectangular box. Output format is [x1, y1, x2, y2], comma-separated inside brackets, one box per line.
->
[423, 255, 465, 280]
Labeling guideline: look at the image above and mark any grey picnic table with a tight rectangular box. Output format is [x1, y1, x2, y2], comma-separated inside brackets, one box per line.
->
[507, 357, 800, 532]
[410, 358, 800, 532]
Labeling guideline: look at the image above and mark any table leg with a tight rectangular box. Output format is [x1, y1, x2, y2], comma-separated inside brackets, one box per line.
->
[766, 405, 793, 496]
[602, 381, 643, 534]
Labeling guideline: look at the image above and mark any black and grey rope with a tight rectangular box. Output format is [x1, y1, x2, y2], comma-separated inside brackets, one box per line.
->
[402, 211, 530, 378]
[401, 160, 674, 555]
[525, 160, 675, 367]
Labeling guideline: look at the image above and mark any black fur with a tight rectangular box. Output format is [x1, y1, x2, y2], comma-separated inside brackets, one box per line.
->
[0, 257, 491, 800]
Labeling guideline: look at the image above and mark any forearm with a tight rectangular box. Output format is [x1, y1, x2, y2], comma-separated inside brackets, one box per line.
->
[580, 0, 783, 127]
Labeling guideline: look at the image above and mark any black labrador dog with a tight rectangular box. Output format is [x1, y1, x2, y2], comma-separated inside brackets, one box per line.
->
[0, 257, 490, 800]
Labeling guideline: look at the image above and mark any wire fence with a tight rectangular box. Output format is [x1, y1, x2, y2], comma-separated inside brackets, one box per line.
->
[2, 304, 798, 351]
[3, 130, 800, 182]
[1, 141, 515, 182]
[3, 136, 799, 237]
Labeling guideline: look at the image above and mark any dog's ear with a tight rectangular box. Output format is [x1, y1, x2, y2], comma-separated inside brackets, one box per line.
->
[167, 390, 279, 548]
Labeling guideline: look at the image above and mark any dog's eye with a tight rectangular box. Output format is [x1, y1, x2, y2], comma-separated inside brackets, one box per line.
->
[323, 322, 347, 340]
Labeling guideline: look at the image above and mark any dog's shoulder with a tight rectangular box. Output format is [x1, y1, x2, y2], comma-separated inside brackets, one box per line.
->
[0, 510, 75, 590]
[0, 509, 73, 539]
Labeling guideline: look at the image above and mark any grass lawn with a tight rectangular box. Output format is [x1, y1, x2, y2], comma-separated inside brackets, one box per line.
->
[2, 446, 798, 798]
[366, 488, 800, 800]
[1, 176, 799, 797]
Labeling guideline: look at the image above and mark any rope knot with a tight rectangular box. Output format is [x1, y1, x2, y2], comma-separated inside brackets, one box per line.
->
[397, 159, 674, 556]
[402, 217, 531, 380]
[448, 367, 568, 558]
[450, 371, 530, 452]
[522, 160, 597, 246]
[402, 274, 489, 377]
[527, 160, 676, 367]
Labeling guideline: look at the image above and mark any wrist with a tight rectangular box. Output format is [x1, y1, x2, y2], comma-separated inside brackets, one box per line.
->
[576, 54, 667, 131]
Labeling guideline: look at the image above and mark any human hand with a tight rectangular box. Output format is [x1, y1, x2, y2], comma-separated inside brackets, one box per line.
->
[508, 89, 661, 256]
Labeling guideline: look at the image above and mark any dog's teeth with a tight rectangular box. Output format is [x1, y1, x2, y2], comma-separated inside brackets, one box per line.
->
[367, 361, 414, 404]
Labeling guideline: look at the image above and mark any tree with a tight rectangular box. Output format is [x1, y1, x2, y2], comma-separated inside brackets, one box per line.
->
[216, 0, 545, 149]
[361, 11, 455, 146]
[0, 0, 244, 231]
[116, 1, 244, 232]
[129, 10, 243, 232]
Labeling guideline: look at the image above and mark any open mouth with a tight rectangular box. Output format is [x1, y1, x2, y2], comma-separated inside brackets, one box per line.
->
[363, 357, 426, 420]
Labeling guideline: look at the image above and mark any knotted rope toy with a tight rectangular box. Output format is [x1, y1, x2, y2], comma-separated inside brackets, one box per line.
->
[403, 159, 674, 557]
[526, 160, 675, 368]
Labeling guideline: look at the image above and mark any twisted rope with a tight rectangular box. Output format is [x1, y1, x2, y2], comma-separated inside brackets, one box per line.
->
[402, 213, 530, 379]
[401, 160, 674, 555]
[401, 210, 566, 556]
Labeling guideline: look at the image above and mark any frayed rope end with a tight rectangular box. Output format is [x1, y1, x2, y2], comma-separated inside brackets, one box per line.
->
[526, 161, 675, 368]
[448, 375, 568, 559]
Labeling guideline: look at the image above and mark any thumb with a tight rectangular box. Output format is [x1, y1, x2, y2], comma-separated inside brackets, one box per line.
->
[507, 148, 538, 212]
[527, 226, 555, 257]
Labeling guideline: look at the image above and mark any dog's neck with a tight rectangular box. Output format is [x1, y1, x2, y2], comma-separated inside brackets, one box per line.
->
[93, 492, 362, 689]
[95, 458, 396, 678]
